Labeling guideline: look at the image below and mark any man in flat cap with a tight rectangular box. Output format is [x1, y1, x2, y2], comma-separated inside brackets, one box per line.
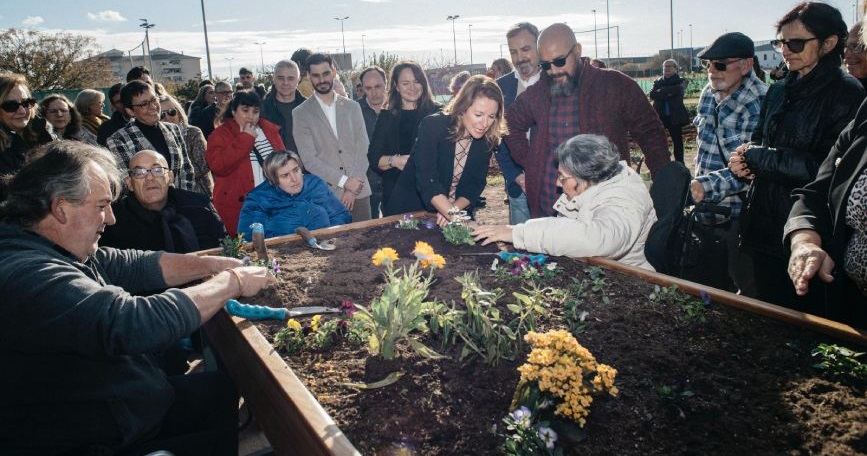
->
[689, 32, 768, 296]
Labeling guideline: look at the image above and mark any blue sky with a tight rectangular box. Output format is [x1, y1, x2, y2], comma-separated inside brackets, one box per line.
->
[2, 0, 860, 79]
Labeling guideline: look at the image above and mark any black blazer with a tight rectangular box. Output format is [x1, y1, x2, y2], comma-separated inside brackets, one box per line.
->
[383, 113, 493, 217]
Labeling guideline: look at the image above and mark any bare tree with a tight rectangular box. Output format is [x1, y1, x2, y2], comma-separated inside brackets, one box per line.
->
[0, 28, 113, 90]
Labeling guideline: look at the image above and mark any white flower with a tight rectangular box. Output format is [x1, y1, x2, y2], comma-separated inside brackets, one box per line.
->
[510, 406, 532, 428]
[538, 426, 558, 449]
[545, 262, 558, 271]
[490, 258, 499, 271]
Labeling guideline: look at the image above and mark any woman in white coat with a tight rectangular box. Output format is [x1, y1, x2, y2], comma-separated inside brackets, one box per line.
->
[472, 134, 657, 270]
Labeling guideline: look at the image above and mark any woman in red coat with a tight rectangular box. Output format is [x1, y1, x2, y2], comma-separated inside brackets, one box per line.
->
[206, 90, 285, 236]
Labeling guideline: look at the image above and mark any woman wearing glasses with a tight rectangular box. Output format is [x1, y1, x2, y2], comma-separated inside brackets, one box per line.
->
[472, 134, 656, 270]
[368, 61, 441, 209]
[159, 95, 213, 197]
[0, 74, 36, 177]
[33, 94, 88, 145]
[206, 91, 284, 236]
[728, 2, 864, 311]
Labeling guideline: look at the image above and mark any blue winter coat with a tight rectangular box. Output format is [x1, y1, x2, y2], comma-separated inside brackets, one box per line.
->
[237, 174, 351, 240]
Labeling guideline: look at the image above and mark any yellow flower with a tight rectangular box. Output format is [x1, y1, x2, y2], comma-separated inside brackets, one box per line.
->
[412, 241, 435, 259]
[311, 314, 322, 332]
[286, 319, 302, 331]
[372, 247, 399, 266]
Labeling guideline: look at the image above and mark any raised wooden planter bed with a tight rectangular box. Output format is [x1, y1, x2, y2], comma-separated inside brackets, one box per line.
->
[200, 215, 866, 455]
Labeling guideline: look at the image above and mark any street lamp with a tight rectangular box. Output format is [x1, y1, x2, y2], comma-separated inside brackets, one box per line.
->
[361, 34, 366, 67]
[669, 0, 674, 58]
[500, 43, 507, 58]
[199, 0, 212, 80]
[139, 19, 155, 72]
[592, 9, 598, 60]
[225, 57, 234, 80]
[606, 0, 610, 62]
[334, 16, 349, 57]
[468, 24, 473, 66]
[253, 41, 266, 74]
[447, 15, 460, 66]
[688, 24, 693, 72]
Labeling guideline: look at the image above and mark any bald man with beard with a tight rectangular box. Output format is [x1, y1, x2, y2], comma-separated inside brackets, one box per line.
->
[504, 23, 669, 218]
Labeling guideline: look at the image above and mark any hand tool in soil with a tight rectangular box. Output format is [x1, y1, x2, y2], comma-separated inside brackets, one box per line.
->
[459, 251, 548, 264]
[295, 227, 336, 251]
[226, 299, 340, 321]
[250, 222, 269, 261]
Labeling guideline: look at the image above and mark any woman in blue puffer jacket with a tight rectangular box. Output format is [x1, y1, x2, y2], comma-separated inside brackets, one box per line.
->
[238, 150, 350, 240]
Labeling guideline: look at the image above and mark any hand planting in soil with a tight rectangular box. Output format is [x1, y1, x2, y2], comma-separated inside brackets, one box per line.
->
[442, 208, 475, 245]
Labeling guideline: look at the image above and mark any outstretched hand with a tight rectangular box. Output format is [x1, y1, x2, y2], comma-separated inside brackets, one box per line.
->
[471, 224, 514, 246]
[788, 241, 834, 296]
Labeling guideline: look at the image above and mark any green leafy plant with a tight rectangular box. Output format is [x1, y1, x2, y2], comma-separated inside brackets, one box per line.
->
[352, 243, 446, 360]
[501, 406, 562, 456]
[508, 284, 559, 348]
[563, 279, 590, 336]
[812, 343, 867, 383]
[442, 222, 475, 245]
[395, 214, 421, 230]
[220, 234, 247, 258]
[273, 300, 361, 354]
[648, 284, 709, 325]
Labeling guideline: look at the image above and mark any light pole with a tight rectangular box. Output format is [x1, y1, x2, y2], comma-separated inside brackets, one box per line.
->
[468, 24, 473, 66]
[139, 19, 155, 72]
[500, 43, 507, 58]
[253, 41, 266, 74]
[592, 9, 598, 60]
[447, 15, 460, 66]
[200, 0, 212, 80]
[225, 57, 234, 80]
[361, 34, 366, 66]
[688, 24, 693, 72]
[606, 0, 611, 62]
[334, 16, 349, 56]
[669, 0, 674, 58]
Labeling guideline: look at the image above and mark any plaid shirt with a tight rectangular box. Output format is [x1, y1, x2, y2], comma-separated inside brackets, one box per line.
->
[692, 73, 767, 224]
[542, 92, 581, 216]
[107, 120, 196, 192]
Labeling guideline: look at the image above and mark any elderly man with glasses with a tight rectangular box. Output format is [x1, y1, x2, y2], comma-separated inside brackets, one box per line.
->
[688, 32, 768, 296]
[845, 22, 867, 88]
[504, 23, 669, 218]
[101, 150, 226, 253]
[107, 80, 196, 192]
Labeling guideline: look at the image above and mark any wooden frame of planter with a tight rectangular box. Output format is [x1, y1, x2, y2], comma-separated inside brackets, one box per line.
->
[199, 215, 867, 455]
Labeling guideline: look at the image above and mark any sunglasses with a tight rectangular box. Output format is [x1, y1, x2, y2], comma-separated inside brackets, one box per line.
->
[539, 45, 576, 71]
[160, 108, 179, 120]
[771, 37, 819, 53]
[700, 58, 746, 71]
[129, 165, 167, 179]
[1, 98, 37, 113]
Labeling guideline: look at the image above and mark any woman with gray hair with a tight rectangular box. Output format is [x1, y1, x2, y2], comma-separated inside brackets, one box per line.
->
[236, 150, 350, 240]
[472, 134, 657, 269]
[74, 89, 109, 144]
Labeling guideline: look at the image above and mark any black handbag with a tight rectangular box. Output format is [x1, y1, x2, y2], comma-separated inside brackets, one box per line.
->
[665, 203, 734, 291]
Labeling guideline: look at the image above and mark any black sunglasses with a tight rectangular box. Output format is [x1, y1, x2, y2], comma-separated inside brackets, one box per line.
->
[539, 45, 576, 71]
[771, 37, 819, 53]
[160, 108, 179, 120]
[700, 58, 746, 71]
[1, 98, 37, 113]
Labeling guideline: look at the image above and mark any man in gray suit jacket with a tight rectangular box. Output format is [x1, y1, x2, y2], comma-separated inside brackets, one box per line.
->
[293, 53, 372, 222]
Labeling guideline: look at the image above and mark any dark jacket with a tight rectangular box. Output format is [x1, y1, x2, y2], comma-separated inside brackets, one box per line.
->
[785, 98, 867, 326]
[496, 71, 529, 197]
[96, 110, 128, 147]
[192, 103, 219, 139]
[101, 187, 227, 253]
[383, 113, 492, 216]
[0, 223, 200, 454]
[0, 126, 29, 176]
[237, 174, 350, 240]
[261, 89, 306, 153]
[742, 58, 865, 257]
[505, 58, 670, 217]
[367, 104, 441, 207]
[649, 74, 689, 127]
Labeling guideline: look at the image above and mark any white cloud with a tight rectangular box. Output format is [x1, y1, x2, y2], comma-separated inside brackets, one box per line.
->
[87, 11, 127, 22]
[22, 16, 44, 26]
[360, 0, 390, 2]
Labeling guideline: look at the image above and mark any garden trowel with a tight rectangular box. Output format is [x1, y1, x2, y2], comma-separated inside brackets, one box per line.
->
[226, 299, 340, 321]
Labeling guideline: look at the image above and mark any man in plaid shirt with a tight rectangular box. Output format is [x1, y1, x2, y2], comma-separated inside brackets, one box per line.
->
[689, 32, 768, 296]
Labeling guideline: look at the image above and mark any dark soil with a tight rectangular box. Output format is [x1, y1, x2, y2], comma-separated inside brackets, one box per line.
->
[250, 223, 866, 456]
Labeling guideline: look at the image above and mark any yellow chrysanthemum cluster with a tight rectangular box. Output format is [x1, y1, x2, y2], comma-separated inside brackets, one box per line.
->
[371, 247, 399, 266]
[518, 330, 619, 428]
[412, 241, 446, 269]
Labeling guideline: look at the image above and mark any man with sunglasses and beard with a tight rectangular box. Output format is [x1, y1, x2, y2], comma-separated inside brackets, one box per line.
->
[505, 23, 669, 218]
[688, 32, 768, 296]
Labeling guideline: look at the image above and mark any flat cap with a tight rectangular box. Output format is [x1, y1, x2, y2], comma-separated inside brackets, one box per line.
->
[696, 32, 755, 60]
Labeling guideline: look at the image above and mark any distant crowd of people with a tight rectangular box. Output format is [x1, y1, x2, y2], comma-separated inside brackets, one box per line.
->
[1, 1, 867, 454]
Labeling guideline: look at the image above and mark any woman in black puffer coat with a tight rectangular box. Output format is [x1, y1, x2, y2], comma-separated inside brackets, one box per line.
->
[729, 1, 865, 311]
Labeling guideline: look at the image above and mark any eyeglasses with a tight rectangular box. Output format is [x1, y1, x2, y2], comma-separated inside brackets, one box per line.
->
[129, 165, 167, 179]
[539, 45, 576, 71]
[846, 42, 867, 53]
[130, 97, 160, 110]
[556, 174, 576, 184]
[160, 108, 179, 120]
[701, 58, 747, 71]
[771, 37, 819, 53]
[46, 108, 69, 116]
[215, 90, 233, 96]
[1, 98, 37, 113]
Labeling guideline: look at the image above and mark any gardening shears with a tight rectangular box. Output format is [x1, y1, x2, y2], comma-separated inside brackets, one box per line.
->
[459, 251, 548, 264]
[225, 299, 340, 321]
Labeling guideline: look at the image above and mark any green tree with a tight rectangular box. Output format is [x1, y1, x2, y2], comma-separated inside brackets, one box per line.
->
[0, 28, 113, 90]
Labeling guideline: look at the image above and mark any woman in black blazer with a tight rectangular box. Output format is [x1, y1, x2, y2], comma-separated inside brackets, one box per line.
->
[367, 61, 441, 207]
[384, 75, 506, 225]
